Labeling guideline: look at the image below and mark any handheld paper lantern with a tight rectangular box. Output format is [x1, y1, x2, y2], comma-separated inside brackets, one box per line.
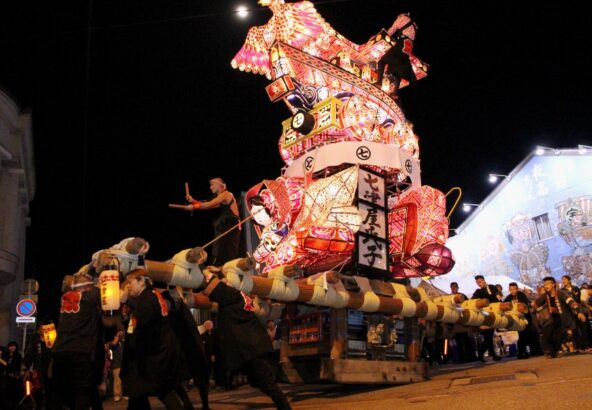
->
[99, 265, 121, 311]
[42, 322, 57, 348]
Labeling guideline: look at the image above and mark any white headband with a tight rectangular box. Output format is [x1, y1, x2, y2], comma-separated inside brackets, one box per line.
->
[71, 281, 94, 289]
[210, 178, 226, 188]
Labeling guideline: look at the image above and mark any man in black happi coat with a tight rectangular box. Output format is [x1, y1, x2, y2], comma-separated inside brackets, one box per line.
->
[202, 268, 291, 410]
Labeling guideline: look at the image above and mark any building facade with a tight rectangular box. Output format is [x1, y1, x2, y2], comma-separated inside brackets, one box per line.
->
[433, 149, 592, 295]
[0, 88, 35, 345]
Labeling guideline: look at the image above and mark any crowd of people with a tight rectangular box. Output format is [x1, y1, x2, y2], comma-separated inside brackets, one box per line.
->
[0, 179, 292, 409]
[3, 178, 591, 409]
[421, 274, 592, 366]
[0, 263, 291, 410]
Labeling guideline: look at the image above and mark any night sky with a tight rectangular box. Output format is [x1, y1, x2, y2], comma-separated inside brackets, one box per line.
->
[1, 0, 591, 317]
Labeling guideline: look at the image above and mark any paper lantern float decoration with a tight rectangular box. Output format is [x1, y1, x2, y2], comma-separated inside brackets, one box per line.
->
[248, 167, 362, 272]
[233, 1, 451, 278]
[232, 0, 427, 167]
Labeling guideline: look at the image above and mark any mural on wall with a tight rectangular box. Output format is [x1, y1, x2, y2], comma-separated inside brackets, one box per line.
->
[556, 196, 592, 284]
[478, 234, 512, 278]
[442, 153, 592, 288]
[504, 214, 549, 288]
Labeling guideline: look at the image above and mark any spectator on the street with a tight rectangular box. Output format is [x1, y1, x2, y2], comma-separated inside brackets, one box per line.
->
[23, 324, 52, 408]
[5, 341, 23, 409]
[0, 346, 8, 410]
[532, 276, 587, 358]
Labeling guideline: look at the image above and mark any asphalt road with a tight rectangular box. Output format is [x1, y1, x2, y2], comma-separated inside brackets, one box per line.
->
[102, 352, 592, 410]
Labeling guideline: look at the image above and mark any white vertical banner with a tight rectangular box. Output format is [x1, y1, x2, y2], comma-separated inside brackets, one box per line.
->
[358, 202, 387, 239]
[357, 235, 389, 271]
[358, 168, 386, 208]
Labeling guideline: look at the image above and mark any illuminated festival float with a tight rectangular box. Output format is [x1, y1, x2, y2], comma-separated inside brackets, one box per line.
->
[75, 1, 528, 384]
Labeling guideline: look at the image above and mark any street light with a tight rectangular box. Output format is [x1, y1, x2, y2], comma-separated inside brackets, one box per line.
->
[578, 144, 592, 154]
[462, 203, 480, 213]
[488, 173, 509, 183]
[535, 146, 560, 155]
[236, 5, 249, 18]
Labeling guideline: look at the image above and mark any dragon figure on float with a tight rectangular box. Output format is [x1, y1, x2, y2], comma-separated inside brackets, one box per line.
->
[235, 0, 453, 279]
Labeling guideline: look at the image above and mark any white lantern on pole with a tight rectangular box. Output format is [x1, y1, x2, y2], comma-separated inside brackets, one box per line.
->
[100, 265, 120, 311]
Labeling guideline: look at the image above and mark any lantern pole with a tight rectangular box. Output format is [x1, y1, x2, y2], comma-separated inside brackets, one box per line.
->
[199, 214, 254, 250]
[21, 323, 27, 357]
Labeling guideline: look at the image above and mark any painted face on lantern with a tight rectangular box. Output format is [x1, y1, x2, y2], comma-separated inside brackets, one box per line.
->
[252, 204, 273, 226]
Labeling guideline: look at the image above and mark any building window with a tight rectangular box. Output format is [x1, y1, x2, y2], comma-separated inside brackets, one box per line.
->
[531, 213, 553, 241]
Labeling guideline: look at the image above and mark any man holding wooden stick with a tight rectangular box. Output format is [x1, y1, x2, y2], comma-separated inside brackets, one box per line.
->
[176, 178, 241, 265]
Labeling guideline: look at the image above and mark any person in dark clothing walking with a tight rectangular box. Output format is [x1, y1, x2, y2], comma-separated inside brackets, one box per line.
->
[5, 341, 23, 409]
[561, 275, 589, 349]
[49, 273, 104, 410]
[472, 275, 502, 362]
[503, 282, 539, 359]
[533, 276, 587, 358]
[202, 267, 291, 410]
[0, 346, 9, 410]
[161, 287, 211, 410]
[121, 269, 184, 410]
[184, 177, 241, 265]
[450, 282, 476, 362]
[200, 320, 219, 388]
[23, 325, 52, 408]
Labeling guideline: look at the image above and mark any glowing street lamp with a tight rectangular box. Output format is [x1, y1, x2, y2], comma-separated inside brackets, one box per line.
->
[535, 146, 559, 155]
[236, 6, 249, 18]
[462, 203, 480, 213]
[488, 173, 509, 183]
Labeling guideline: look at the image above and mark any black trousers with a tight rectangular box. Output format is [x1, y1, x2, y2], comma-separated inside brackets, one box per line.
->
[48, 352, 102, 410]
[479, 329, 497, 359]
[541, 315, 564, 355]
[455, 332, 477, 362]
[127, 391, 183, 410]
[212, 218, 241, 266]
[241, 356, 291, 410]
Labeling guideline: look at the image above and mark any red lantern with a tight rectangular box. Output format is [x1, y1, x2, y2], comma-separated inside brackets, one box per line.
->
[414, 243, 455, 276]
[295, 226, 355, 253]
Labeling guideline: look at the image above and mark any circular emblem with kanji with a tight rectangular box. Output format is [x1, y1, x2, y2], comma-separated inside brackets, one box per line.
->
[356, 146, 371, 160]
